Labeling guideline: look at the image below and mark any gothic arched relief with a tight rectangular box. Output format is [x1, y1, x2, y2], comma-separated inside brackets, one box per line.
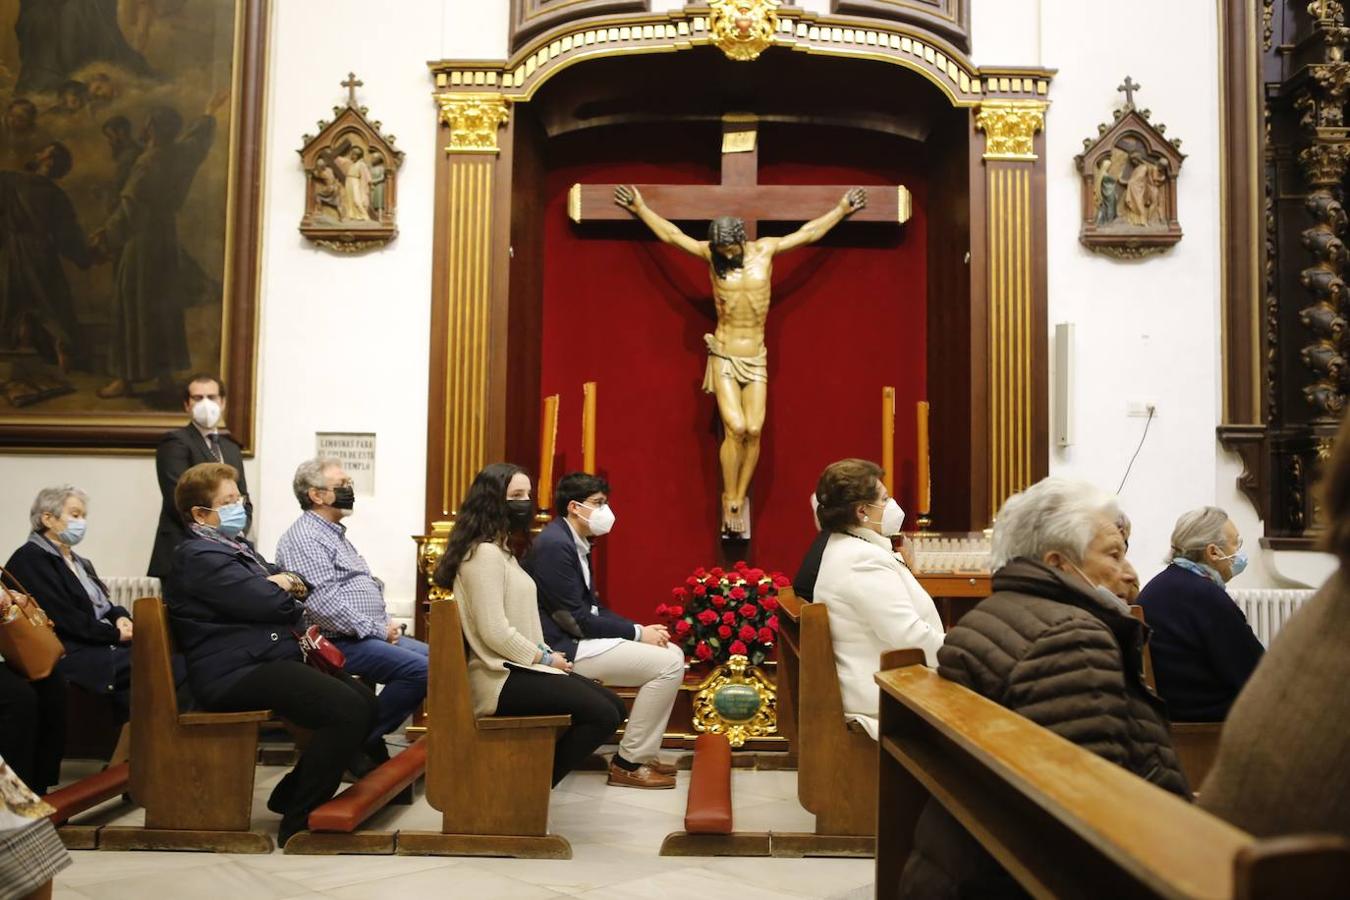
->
[1074, 76, 1186, 259]
[297, 74, 404, 254]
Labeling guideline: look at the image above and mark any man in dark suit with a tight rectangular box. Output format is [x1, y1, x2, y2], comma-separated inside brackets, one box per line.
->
[522, 472, 685, 790]
[147, 373, 251, 578]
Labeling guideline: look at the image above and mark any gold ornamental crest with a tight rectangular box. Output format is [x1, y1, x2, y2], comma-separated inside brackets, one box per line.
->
[690, 654, 777, 747]
[708, 0, 781, 62]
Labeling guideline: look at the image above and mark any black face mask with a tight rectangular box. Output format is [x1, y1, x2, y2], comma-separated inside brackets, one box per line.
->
[332, 485, 355, 511]
[505, 499, 535, 530]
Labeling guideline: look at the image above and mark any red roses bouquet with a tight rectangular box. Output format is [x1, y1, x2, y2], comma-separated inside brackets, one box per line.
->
[655, 560, 789, 667]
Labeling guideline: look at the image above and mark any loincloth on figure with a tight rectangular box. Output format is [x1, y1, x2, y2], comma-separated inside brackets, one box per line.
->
[702, 333, 768, 394]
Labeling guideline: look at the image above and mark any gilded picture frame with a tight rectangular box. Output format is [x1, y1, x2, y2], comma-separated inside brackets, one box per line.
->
[0, 0, 268, 452]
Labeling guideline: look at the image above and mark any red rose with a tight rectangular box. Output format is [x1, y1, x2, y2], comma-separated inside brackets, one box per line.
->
[757, 581, 771, 596]
[655, 603, 670, 618]
[694, 568, 707, 579]
[767, 615, 779, 632]
[738, 624, 757, 641]
[729, 585, 747, 601]
[711, 594, 727, 608]
[693, 584, 707, 597]
[685, 576, 697, 586]
[729, 640, 748, 656]
[668, 605, 684, 619]
[734, 559, 748, 570]
[675, 619, 692, 636]
[747, 568, 765, 582]
[697, 609, 718, 626]
[758, 627, 774, 643]
[738, 603, 758, 620]
[773, 575, 790, 587]
[695, 641, 712, 661]
[762, 595, 779, 610]
[673, 587, 689, 599]
[722, 611, 736, 625]
[710, 566, 725, 579]
[717, 624, 732, 639]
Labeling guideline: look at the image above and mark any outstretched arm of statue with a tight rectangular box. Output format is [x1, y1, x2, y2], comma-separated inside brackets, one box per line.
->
[615, 184, 708, 259]
[766, 187, 867, 255]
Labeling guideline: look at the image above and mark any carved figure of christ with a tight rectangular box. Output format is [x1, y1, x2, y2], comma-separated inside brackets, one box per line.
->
[574, 118, 908, 537]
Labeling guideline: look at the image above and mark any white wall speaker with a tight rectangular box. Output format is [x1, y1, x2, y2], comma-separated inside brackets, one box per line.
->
[1054, 322, 1074, 448]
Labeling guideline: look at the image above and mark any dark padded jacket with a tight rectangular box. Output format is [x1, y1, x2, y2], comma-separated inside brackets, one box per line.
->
[898, 558, 1190, 899]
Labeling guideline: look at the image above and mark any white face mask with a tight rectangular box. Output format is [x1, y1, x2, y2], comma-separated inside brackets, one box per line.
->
[192, 398, 221, 429]
[865, 498, 906, 537]
[577, 501, 615, 537]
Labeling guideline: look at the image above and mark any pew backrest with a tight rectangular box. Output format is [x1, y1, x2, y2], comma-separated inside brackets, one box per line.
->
[874, 663, 1350, 899]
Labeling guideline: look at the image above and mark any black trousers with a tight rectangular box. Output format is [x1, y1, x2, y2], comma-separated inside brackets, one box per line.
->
[213, 660, 378, 824]
[496, 666, 626, 786]
[0, 664, 66, 794]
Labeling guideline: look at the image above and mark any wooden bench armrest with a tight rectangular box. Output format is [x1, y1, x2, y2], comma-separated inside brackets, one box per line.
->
[778, 588, 803, 623]
[1170, 721, 1224, 735]
[179, 709, 273, 726]
[879, 648, 927, 671]
[477, 714, 571, 730]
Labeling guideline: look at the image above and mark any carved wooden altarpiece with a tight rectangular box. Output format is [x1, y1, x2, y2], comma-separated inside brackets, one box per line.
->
[414, 3, 1056, 642]
[1218, 1, 1350, 548]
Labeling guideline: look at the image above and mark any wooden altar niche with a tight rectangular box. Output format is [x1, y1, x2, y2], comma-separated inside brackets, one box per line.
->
[1216, 1, 1348, 548]
[418, 7, 1053, 637]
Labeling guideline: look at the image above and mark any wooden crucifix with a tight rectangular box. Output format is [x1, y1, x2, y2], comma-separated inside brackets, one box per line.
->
[569, 115, 910, 541]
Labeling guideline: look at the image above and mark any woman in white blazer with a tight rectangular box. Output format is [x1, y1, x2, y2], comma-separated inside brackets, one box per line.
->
[810, 458, 945, 740]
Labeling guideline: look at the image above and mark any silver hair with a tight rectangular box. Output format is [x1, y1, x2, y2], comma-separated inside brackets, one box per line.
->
[29, 484, 88, 532]
[292, 457, 343, 509]
[1168, 506, 1231, 564]
[991, 477, 1122, 569]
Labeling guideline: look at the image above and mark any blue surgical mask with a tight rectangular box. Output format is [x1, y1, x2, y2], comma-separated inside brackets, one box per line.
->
[1219, 549, 1248, 580]
[215, 502, 248, 537]
[57, 517, 86, 546]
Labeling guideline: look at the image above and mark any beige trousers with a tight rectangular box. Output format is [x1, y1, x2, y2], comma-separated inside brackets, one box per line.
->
[570, 641, 686, 764]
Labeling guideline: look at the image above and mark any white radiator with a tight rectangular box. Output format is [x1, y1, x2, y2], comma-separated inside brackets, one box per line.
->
[104, 577, 162, 612]
[1229, 588, 1313, 647]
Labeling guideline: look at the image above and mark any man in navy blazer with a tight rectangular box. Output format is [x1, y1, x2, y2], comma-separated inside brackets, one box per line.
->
[523, 473, 686, 790]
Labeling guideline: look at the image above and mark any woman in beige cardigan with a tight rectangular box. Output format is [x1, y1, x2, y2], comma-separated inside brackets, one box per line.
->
[434, 463, 626, 786]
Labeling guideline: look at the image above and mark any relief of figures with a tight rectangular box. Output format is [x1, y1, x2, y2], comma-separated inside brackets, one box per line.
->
[0, 0, 237, 410]
[297, 75, 402, 253]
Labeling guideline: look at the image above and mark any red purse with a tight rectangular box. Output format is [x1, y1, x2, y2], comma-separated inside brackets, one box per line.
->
[293, 625, 346, 676]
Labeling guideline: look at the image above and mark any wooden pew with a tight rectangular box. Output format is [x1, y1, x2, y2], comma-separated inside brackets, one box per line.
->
[873, 661, 1350, 899]
[99, 597, 273, 853]
[283, 738, 427, 855]
[775, 587, 802, 767]
[1130, 605, 1224, 790]
[397, 598, 572, 859]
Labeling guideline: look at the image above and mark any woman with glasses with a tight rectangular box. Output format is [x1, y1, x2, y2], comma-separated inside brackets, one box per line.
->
[1136, 506, 1264, 721]
[164, 462, 377, 848]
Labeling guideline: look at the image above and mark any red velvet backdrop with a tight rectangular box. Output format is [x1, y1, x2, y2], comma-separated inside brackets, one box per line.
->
[540, 123, 928, 621]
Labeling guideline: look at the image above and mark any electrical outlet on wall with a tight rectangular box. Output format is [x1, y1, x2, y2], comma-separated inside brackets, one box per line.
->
[1126, 400, 1157, 417]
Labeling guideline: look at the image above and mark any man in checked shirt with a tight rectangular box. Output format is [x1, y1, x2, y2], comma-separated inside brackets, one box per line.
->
[276, 457, 428, 762]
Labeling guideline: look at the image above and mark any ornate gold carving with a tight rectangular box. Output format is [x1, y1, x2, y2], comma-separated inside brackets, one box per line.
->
[975, 101, 1046, 161]
[415, 520, 455, 603]
[438, 93, 510, 154]
[1299, 142, 1350, 185]
[708, 0, 781, 62]
[689, 654, 777, 747]
[987, 166, 1034, 518]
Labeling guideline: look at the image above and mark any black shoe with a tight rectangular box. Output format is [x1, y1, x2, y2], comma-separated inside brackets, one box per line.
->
[364, 739, 390, 765]
[278, 814, 307, 850]
[344, 750, 377, 781]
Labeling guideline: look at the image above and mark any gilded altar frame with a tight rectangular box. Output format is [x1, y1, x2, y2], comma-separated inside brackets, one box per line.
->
[417, 5, 1054, 633]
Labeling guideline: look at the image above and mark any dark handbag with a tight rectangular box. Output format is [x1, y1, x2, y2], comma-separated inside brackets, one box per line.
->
[0, 566, 66, 680]
[293, 624, 345, 676]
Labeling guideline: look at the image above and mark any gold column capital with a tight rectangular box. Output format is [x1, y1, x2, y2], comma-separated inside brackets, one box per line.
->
[438, 92, 510, 155]
[976, 100, 1048, 162]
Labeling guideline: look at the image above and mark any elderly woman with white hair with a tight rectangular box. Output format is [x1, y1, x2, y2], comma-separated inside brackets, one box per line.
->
[898, 477, 1188, 898]
[5, 485, 189, 719]
[1136, 506, 1264, 722]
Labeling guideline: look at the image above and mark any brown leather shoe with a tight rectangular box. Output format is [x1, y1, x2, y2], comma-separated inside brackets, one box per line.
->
[646, 759, 679, 776]
[607, 762, 675, 789]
